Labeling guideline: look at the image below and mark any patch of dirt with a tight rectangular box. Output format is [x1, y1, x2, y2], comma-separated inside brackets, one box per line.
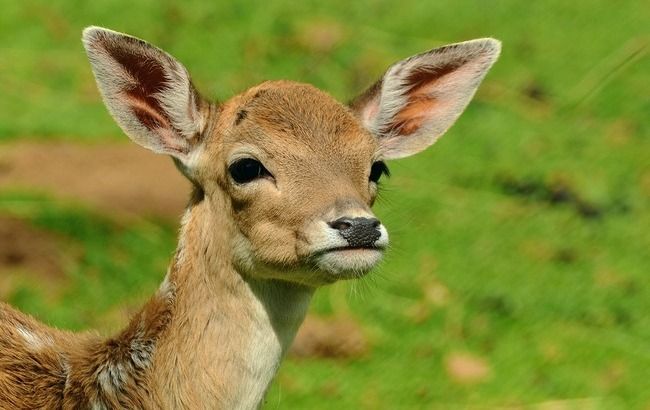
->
[0, 216, 63, 277]
[444, 351, 492, 385]
[0, 216, 67, 298]
[289, 315, 369, 360]
[0, 142, 190, 219]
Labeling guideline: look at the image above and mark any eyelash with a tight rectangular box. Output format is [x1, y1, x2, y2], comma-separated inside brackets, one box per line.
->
[369, 161, 390, 183]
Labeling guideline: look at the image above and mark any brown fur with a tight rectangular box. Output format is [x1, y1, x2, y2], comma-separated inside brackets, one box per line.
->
[0, 287, 174, 409]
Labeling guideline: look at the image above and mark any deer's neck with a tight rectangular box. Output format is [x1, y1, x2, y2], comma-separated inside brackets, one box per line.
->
[149, 196, 313, 408]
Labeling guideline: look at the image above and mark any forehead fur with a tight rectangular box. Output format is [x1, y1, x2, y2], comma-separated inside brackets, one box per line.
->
[229, 81, 374, 150]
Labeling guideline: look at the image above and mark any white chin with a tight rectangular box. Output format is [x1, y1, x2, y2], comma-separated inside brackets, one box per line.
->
[314, 248, 384, 278]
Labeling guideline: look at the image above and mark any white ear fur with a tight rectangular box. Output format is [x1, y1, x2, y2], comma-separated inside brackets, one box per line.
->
[82, 26, 207, 164]
[351, 38, 501, 159]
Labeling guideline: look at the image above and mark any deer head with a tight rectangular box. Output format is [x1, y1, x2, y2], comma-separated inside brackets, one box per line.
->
[82, 27, 500, 288]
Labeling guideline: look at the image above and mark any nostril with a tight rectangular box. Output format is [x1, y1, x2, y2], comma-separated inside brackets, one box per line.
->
[329, 217, 382, 248]
[329, 217, 353, 231]
[329, 217, 382, 247]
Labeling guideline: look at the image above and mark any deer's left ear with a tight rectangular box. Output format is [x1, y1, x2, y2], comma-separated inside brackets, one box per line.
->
[350, 39, 501, 159]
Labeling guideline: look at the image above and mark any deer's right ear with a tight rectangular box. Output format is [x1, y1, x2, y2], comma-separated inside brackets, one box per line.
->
[82, 26, 208, 166]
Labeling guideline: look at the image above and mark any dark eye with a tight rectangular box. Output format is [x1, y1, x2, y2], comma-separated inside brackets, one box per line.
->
[369, 161, 390, 183]
[229, 158, 272, 184]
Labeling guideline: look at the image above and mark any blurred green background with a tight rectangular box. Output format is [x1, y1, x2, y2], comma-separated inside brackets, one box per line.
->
[1, 1, 649, 408]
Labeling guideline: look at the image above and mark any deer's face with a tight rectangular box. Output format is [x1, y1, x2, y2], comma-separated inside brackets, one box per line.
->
[82, 27, 500, 287]
[197, 82, 387, 284]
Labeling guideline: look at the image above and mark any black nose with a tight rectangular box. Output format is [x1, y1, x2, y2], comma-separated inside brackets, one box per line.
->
[329, 217, 381, 247]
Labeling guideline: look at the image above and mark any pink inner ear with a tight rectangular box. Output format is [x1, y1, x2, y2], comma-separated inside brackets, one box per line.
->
[104, 41, 169, 96]
[124, 92, 172, 131]
[404, 62, 462, 94]
[392, 97, 437, 135]
[364, 100, 380, 124]
[388, 59, 472, 136]
[102, 40, 176, 132]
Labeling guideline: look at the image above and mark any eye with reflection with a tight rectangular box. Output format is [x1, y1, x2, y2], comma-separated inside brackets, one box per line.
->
[369, 161, 390, 183]
[229, 158, 273, 184]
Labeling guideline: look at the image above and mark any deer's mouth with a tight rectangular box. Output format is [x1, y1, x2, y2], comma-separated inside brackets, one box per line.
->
[310, 246, 385, 278]
[316, 245, 385, 255]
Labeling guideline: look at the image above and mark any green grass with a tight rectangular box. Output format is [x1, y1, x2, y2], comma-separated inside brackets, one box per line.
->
[1, 0, 649, 408]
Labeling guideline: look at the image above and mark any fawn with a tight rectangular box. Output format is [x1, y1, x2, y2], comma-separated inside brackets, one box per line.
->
[0, 27, 500, 408]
